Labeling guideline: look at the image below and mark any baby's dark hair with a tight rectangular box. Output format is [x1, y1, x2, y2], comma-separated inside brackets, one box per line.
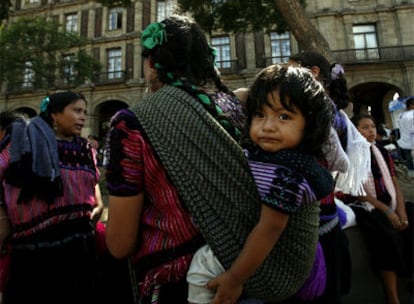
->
[289, 51, 350, 110]
[39, 91, 86, 127]
[246, 64, 333, 158]
[141, 15, 239, 139]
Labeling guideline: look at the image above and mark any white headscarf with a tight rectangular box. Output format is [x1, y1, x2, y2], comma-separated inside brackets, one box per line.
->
[334, 110, 371, 195]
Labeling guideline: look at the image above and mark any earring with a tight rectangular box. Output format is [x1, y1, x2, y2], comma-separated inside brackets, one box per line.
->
[52, 121, 57, 131]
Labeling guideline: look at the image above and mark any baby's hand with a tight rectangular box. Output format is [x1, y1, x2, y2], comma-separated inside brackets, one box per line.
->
[207, 270, 243, 304]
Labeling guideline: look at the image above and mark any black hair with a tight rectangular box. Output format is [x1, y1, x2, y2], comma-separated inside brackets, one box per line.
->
[289, 51, 331, 86]
[246, 64, 333, 159]
[406, 96, 414, 108]
[289, 51, 350, 110]
[141, 15, 240, 140]
[0, 111, 23, 132]
[351, 113, 376, 128]
[39, 91, 87, 127]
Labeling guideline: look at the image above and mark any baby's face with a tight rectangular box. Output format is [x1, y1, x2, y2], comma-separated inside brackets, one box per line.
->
[249, 90, 305, 153]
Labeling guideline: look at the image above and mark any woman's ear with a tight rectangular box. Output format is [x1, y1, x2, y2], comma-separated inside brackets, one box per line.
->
[148, 56, 155, 68]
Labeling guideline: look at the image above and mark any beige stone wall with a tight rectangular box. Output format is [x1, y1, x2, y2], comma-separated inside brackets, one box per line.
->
[2, 0, 414, 135]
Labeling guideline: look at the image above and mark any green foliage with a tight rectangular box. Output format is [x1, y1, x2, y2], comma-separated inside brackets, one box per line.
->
[0, 16, 100, 89]
[177, 0, 306, 34]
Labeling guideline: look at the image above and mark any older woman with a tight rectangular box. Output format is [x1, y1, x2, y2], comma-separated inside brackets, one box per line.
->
[0, 92, 104, 304]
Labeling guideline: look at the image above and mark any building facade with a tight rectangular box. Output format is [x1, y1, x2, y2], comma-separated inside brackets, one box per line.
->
[1, 0, 413, 140]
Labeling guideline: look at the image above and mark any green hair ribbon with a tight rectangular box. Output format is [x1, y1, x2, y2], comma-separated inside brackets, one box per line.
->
[209, 45, 217, 65]
[40, 96, 50, 113]
[141, 22, 167, 50]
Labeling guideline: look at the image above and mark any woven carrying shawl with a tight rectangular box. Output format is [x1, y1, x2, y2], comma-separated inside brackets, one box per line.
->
[132, 85, 320, 302]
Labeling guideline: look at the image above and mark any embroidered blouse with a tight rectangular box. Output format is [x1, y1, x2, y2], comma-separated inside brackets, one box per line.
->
[0, 136, 99, 240]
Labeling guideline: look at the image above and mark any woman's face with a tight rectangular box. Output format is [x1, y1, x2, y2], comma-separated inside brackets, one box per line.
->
[51, 99, 86, 138]
[356, 117, 377, 143]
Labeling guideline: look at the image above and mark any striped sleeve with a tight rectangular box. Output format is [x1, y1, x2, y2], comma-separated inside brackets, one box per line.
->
[106, 109, 144, 196]
[248, 159, 316, 214]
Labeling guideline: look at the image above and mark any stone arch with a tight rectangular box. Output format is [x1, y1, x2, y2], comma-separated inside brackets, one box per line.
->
[94, 100, 129, 140]
[349, 81, 402, 127]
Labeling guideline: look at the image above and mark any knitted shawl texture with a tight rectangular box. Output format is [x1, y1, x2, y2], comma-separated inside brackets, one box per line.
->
[132, 85, 319, 302]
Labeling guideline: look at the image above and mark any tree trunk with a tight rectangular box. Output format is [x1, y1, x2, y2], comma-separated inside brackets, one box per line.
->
[274, 0, 333, 62]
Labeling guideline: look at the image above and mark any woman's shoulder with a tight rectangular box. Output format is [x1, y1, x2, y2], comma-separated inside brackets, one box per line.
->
[109, 108, 140, 131]
[210, 91, 246, 130]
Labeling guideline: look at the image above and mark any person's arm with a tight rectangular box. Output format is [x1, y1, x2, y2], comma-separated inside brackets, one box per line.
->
[90, 184, 104, 224]
[357, 193, 401, 228]
[392, 175, 408, 230]
[104, 109, 144, 258]
[233, 88, 249, 109]
[105, 193, 144, 259]
[207, 204, 289, 304]
[325, 127, 350, 173]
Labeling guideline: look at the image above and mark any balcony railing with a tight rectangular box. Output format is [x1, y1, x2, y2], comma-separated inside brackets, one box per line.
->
[331, 45, 414, 64]
[216, 60, 239, 74]
[263, 45, 414, 67]
[92, 70, 129, 84]
[3, 70, 131, 93]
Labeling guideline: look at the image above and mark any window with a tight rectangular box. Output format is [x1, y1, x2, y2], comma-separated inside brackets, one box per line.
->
[108, 7, 123, 31]
[353, 24, 379, 60]
[107, 49, 122, 79]
[157, 0, 174, 22]
[211, 36, 231, 69]
[22, 61, 34, 88]
[62, 54, 75, 83]
[270, 32, 291, 64]
[65, 13, 78, 32]
[25, 0, 39, 4]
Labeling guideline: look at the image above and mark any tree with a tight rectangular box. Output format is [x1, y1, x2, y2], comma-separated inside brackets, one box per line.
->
[177, 0, 333, 61]
[273, 0, 332, 61]
[0, 17, 100, 90]
[0, 0, 11, 22]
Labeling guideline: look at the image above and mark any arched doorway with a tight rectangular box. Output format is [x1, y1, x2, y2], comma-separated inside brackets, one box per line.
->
[96, 100, 129, 140]
[350, 82, 401, 127]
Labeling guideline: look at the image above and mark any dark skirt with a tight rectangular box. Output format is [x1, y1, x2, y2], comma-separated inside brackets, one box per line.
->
[3, 219, 99, 304]
[351, 202, 414, 276]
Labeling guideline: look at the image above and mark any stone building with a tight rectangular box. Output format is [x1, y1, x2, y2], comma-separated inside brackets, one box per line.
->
[1, 0, 413, 140]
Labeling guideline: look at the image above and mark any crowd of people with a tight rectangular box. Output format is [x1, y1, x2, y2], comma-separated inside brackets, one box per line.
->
[0, 14, 413, 304]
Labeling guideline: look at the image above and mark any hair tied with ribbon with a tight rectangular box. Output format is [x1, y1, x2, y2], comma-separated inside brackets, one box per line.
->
[40, 96, 50, 113]
[331, 63, 344, 80]
[141, 22, 167, 50]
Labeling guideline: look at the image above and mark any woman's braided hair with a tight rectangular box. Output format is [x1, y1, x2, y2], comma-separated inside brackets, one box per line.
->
[141, 15, 240, 140]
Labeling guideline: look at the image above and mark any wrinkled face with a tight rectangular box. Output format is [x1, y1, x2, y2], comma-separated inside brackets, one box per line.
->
[249, 90, 305, 153]
[51, 99, 86, 138]
[356, 117, 376, 143]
